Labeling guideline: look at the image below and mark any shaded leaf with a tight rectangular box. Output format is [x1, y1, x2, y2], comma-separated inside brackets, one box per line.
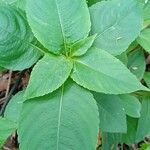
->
[93, 93, 127, 133]
[4, 91, 25, 123]
[122, 117, 138, 145]
[137, 28, 150, 53]
[87, 0, 102, 6]
[0, 117, 17, 146]
[144, 72, 150, 88]
[116, 52, 128, 66]
[127, 49, 145, 80]
[102, 133, 122, 150]
[119, 94, 141, 118]
[136, 96, 150, 141]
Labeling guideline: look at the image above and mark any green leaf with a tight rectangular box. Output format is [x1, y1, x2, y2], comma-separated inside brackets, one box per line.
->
[119, 95, 141, 118]
[127, 49, 145, 80]
[26, 0, 91, 54]
[136, 96, 150, 141]
[139, 143, 150, 150]
[87, 0, 102, 6]
[18, 81, 99, 150]
[71, 47, 147, 94]
[89, 0, 143, 55]
[4, 91, 25, 123]
[25, 54, 73, 99]
[137, 28, 150, 52]
[143, 1, 150, 22]
[102, 133, 122, 150]
[0, 117, 17, 146]
[0, 4, 42, 70]
[71, 34, 97, 57]
[93, 93, 127, 133]
[127, 41, 138, 53]
[1, 0, 26, 11]
[0, 91, 24, 146]
[116, 52, 128, 66]
[144, 72, 150, 88]
[122, 117, 138, 145]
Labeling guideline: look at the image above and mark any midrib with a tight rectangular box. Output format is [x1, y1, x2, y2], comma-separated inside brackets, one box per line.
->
[56, 85, 64, 150]
[55, 0, 67, 52]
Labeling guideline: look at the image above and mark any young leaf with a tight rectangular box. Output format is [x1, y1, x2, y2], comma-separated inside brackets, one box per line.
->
[144, 72, 150, 88]
[136, 96, 150, 141]
[119, 95, 141, 118]
[25, 54, 73, 99]
[0, 117, 17, 146]
[71, 34, 97, 57]
[137, 28, 150, 53]
[71, 47, 147, 94]
[93, 93, 127, 133]
[127, 49, 146, 80]
[18, 81, 99, 150]
[89, 0, 143, 55]
[4, 91, 25, 123]
[0, 4, 42, 71]
[26, 0, 91, 54]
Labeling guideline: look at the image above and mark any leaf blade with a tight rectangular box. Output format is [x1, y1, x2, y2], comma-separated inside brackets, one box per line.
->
[25, 54, 73, 99]
[136, 96, 150, 141]
[89, 0, 143, 55]
[119, 95, 141, 118]
[94, 93, 127, 133]
[71, 47, 147, 94]
[0, 5, 42, 70]
[26, 0, 91, 54]
[18, 81, 99, 150]
[0, 117, 17, 146]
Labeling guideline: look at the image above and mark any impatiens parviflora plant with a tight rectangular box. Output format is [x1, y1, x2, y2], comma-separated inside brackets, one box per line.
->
[0, 0, 150, 149]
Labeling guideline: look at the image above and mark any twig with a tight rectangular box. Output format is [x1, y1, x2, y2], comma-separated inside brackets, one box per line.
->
[5, 70, 12, 98]
[2, 146, 11, 150]
[0, 71, 25, 117]
[0, 71, 12, 104]
[0, 97, 5, 104]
